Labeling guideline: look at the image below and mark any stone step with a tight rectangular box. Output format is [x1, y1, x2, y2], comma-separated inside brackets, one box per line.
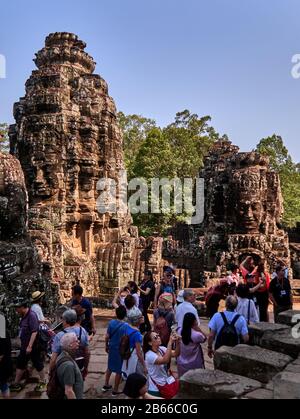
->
[248, 322, 290, 346]
[277, 310, 300, 327]
[244, 389, 274, 399]
[273, 371, 300, 399]
[214, 345, 293, 383]
[179, 369, 262, 399]
[260, 329, 300, 359]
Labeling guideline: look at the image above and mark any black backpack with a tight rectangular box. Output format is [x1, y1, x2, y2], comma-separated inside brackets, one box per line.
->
[215, 313, 240, 350]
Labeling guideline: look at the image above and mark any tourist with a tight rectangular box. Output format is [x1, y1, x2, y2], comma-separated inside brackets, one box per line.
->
[251, 261, 270, 322]
[244, 272, 265, 318]
[103, 306, 127, 396]
[272, 260, 289, 280]
[112, 287, 130, 309]
[226, 265, 242, 288]
[269, 265, 293, 323]
[121, 309, 147, 379]
[236, 284, 259, 324]
[177, 313, 206, 377]
[229, 265, 242, 285]
[154, 268, 176, 308]
[138, 270, 155, 332]
[143, 331, 180, 398]
[127, 281, 140, 309]
[56, 333, 84, 399]
[176, 289, 201, 330]
[50, 309, 90, 380]
[165, 266, 178, 293]
[208, 296, 249, 358]
[240, 256, 256, 280]
[124, 294, 140, 318]
[0, 323, 13, 398]
[205, 280, 230, 319]
[10, 299, 46, 393]
[71, 285, 96, 336]
[31, 291, 51, 324]
[31, 290, 54, 358]
[153, 293, 175, 346]
[176, 290, 185, 307]
[123, 373, 162, 399]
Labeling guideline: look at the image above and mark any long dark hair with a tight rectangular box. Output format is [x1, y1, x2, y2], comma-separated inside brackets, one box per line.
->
[143, 331, 153, 357]
[181, 313, 196, 346]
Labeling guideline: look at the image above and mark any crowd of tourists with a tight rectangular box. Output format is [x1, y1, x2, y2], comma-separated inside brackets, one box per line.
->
[0, 258, 293, 400]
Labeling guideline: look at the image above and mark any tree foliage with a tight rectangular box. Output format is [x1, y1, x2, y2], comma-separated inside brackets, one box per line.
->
[0, 123, 9, 153]
[256, 135, 300, 227]
[122, 110, 219, 236]
[117, 112, 156, 178]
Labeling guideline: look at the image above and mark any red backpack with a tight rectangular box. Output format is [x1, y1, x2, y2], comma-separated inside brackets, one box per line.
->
[154, 313, 171, 346]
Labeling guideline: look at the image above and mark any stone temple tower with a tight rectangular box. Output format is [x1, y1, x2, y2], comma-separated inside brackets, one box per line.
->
[10, 33, 138, 301]
[199, 139, 290, 275]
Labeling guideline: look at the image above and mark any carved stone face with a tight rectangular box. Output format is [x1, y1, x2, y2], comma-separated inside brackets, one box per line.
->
[234, 170, 264, 234]
[237, 200, 263, 232]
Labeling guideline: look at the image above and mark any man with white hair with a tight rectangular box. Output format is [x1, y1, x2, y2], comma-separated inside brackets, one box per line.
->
[56, 333, 84, 399]
[175, 289, 201, 330]
[50, 309, 90, 378]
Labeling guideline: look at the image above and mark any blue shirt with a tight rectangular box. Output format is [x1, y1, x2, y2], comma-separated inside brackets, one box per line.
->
[107, 320, 127, 350]
[124, 325, 142, 349]
[209, 311, 248, 343]
[71, 297, 93, 332]
[52, 326, 89, 354]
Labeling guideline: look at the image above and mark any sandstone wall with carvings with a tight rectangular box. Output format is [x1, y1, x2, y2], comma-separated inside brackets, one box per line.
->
[0, 152, 57, 328]
[10, 33, 137, 301]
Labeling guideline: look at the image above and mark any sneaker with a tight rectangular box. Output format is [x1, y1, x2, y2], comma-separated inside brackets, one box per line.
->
[111, 391, 123, 397]
[9, 383, 23, 392]
[34, 382, 47, 392]
[102, 385, 112, 392]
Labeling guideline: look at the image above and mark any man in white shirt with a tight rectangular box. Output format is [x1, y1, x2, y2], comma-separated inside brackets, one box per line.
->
[175, 290, 201, 329]
[236, 284, 259, 324]
[31, 291, 50, 324]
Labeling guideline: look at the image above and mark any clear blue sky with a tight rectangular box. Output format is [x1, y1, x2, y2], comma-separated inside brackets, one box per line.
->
[0, 0, 300, 161]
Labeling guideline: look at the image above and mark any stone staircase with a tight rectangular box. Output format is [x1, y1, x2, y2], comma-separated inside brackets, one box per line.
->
[179, 310, 300, 399]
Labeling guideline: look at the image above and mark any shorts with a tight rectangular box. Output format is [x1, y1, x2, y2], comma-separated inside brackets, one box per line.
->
[0, 382, 9, 394]
[16, 348, 44, 372]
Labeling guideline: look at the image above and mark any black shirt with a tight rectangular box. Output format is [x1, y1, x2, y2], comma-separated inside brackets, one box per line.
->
[140, 280, 155, 304]
[269, 276, 292, 307]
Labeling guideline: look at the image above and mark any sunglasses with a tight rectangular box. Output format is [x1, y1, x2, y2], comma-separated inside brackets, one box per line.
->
[152, 334, 160, 340]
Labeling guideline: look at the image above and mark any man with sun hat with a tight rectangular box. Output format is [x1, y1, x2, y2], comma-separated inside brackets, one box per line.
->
[31, 291, 51, 325]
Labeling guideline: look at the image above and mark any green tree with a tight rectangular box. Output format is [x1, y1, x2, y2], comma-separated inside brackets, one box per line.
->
[164, 110, 219, 178]
[256, 135, 300, 227]
[117, 112, 156, 178]
[123, 110, 219, 236]
[0, 123, 9, 153]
